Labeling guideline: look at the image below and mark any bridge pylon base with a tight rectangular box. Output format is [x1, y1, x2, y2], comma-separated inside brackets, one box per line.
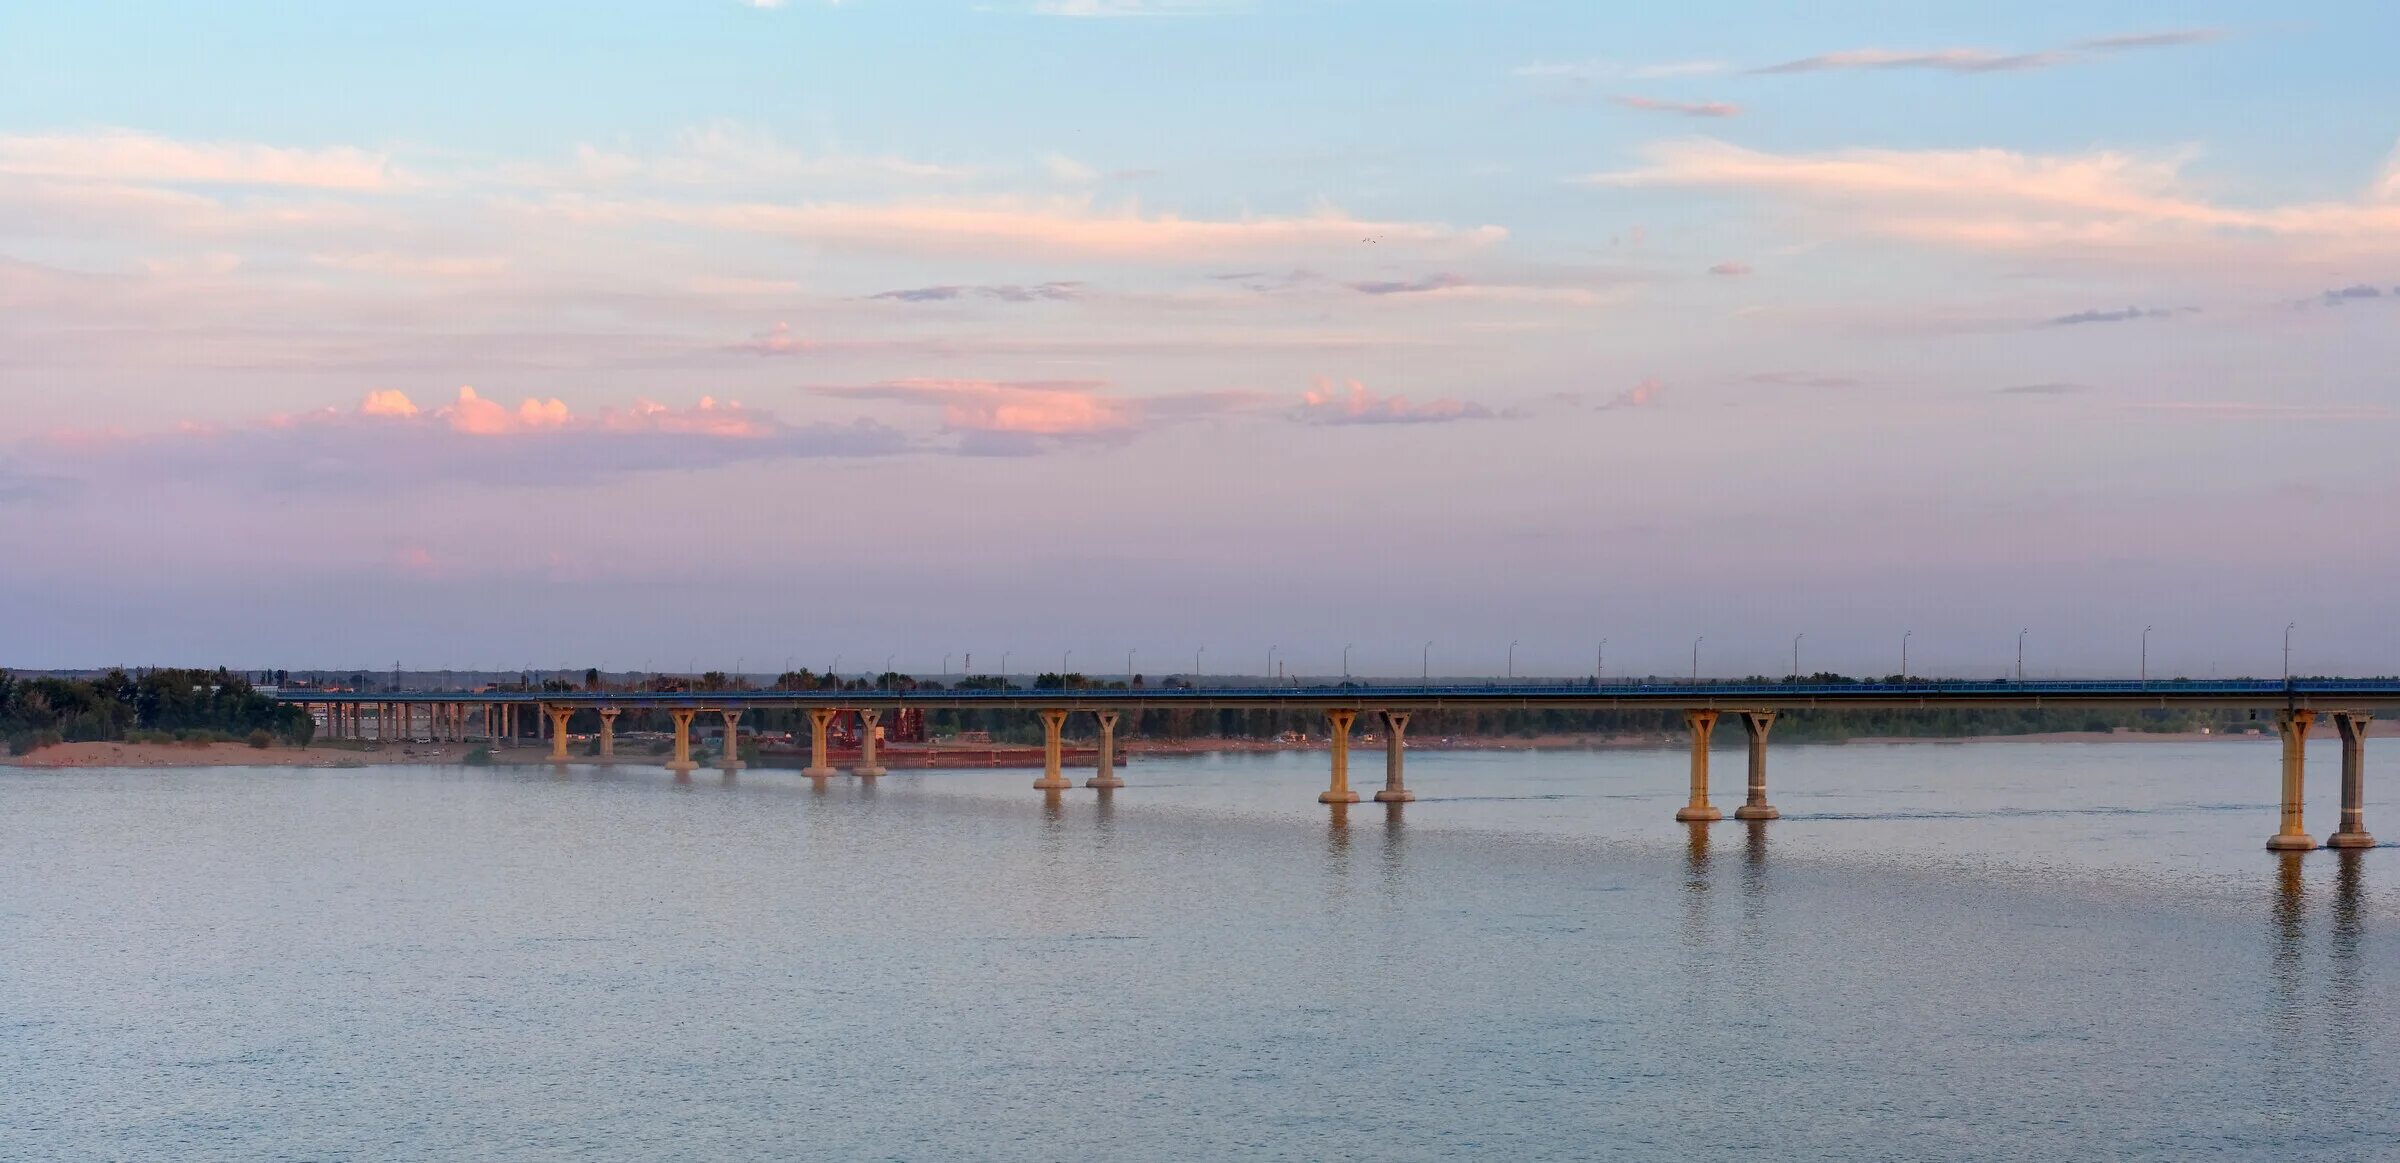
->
[1734, 804, 1780, 821]
[2265, 833, 2316, 852]
[1675, 805, 1723, 823]
[2325, 831, 2375, 849]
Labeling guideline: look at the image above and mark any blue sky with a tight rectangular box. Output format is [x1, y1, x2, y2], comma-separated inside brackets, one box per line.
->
[3, 1, 2398, 677]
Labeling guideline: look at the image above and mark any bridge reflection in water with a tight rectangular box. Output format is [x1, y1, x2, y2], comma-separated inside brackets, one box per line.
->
[281, 680, 2400, 851]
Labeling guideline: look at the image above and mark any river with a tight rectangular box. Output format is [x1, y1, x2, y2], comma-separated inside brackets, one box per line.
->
[2, 741, 2393, 1160]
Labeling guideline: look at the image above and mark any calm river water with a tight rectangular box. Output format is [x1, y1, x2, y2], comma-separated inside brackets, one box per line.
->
[2, 742, 2394, 1160]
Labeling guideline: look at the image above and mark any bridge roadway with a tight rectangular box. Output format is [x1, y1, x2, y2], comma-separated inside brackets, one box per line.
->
[281, 679, 2400, 851]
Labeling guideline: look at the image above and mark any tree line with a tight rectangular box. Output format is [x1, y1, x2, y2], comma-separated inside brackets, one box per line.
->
[2, 668, 314, 754]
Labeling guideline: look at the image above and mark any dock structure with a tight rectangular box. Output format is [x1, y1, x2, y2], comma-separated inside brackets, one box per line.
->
[284, 679, 2400, 851]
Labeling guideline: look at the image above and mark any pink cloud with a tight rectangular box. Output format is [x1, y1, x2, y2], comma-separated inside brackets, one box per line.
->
[0, 129, 404, 189]
[1295, 377, 1494, 425]
[588, 197, 1508, 262]
[1612, 95, 1743, 118]
[821, 378, 1267, 454]
[32, 389, 909, 489]
[1599, 378, 1663, 410]
[1581, 138, 2400, 268]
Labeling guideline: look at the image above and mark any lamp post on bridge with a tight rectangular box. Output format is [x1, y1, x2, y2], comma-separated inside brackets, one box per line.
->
[1691, 636, 1703, 682]
[2284, 623, 2295, 682]
[1422, 641, 1432, 685]
[1342, 644, 1352, 681]
[943, 653, 951, 678]
[1267, 645, 1277, 684]
[1793, 633, 1804, 681]
[1000, 652, 1010, 686]
[1507, 640, 1518, 681]
[1597, 639, 1606, 684]
[1194, 646, 1204, 683]
[1901, 631, 1912, 682]
[1127, 649, 1135, 683]
[2141, 626, 2152, 682]
[2017, 629, 2027, 682]
[1063, 650, 1073, 682]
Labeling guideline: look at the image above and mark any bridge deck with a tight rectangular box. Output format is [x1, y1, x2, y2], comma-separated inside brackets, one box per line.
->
[278, 679, 2400, 713]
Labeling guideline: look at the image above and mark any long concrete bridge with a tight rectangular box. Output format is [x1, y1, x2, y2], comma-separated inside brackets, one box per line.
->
[278, 679, 2400, 851]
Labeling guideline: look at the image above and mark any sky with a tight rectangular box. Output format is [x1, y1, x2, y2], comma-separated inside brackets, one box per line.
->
[4, 0, 2399, 679]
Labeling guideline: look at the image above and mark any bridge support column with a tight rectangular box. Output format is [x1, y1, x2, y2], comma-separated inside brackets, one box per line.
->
[1321, 709, 1361, 804]
[853, 709, 887, 776]
[804, 708, 838, 777]
[1087, 711, 1124, 788]
[2330, 711, 2375, 849]
[719, 710, 745, 771]
[547, 704, 573, 762]
[597, 709, 619, 761]
[1675, 710, 1723, 822]
[667, 709, 697, 774]
[1375, 711, 1413, 802]
[2268, 709, 2318, 851]
[1034, 710, 1072, 789]
[1734, 711, 1779, 821]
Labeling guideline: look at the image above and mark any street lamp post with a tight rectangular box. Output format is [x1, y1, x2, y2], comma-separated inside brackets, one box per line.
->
[1342, 644, 1352, 680]
[1793, 633, 1804, 680]
[1900, 631, 1912, 681]
[1000, 652, 1011, 685]
[1267, 645, 1277, 683]
[943, 653, 951, 678]
[1063, 650, 1073, 680]
[2284, 623, 2295, 681]
[1691, 636, 1703, 682]
[1127, 649, 1135, 682]
[1195, 646, 1205, 680]
[2140, 626, 2152, 682]
[2017, 629, 2027, 682]
[1508, 640, 1518, 681]
[1422, 641, 1432, 684]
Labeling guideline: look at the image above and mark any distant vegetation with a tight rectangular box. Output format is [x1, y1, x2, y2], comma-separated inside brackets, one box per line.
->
[1, 668, 313, 755]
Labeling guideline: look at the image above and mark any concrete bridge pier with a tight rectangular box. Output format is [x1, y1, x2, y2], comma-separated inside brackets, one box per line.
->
[1375, 710, 1414, 803]
[2329, 711, 2375, 849]
[666, 709, 698, 774]
[1034, 709, 1072, 790]
[719, 709, 746, 771]
[546, 704, 573, 762]
[1320, 709, 1362, 804]
[803, 708, 838, 777]
[1087, 710, 1124, 789]
[597, 709, 619, 761]
[1675, 710, 1724, 822]
[1734, 711, 1780, 821]
[853, 709, 887, 776]
[2268, 709, 2318, 851]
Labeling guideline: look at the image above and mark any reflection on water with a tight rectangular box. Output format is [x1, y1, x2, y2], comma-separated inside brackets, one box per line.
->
[0, 748, 2393, 1160]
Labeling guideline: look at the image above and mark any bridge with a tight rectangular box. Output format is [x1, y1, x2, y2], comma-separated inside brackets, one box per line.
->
[278, 679, 2400, 852]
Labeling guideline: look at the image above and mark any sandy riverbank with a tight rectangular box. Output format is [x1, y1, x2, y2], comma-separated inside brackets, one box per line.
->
[0, 741, 499, 769]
